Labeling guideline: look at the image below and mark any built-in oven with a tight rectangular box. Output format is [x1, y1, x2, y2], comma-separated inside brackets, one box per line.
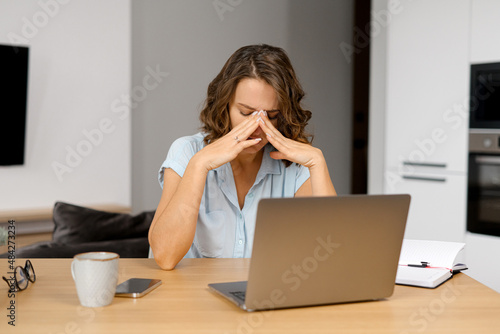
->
[467, 62, 500, 237]
[467, 131, 500, 237]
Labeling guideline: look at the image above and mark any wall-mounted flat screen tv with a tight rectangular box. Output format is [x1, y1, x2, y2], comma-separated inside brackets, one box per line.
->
[0, 44, 29, 166]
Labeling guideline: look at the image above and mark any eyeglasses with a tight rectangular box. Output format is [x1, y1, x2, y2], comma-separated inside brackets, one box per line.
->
[2, 260, 36, 293]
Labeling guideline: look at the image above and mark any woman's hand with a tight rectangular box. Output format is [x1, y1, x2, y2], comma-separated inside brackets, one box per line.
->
[257, 110, 336, 196]
[257, 111, 324, 169]
[195, 111, 263, 172]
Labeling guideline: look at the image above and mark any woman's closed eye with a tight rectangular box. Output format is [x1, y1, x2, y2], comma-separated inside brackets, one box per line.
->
[267, 111, 279, 120]
[239, 110, 279, 120]
[239, 110, 253, 117]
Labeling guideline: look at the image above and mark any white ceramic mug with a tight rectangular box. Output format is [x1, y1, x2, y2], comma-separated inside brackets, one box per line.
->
[71, 252, 119, 307]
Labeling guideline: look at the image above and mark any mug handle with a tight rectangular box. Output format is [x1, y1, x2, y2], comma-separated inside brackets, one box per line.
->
[71, 260, 77, 281]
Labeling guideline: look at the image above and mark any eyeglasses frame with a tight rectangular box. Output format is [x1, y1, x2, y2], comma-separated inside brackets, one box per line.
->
[2, 259, 36, 293]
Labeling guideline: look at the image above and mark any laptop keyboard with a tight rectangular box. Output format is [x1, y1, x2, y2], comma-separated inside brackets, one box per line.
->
[229, 291, 246, 301]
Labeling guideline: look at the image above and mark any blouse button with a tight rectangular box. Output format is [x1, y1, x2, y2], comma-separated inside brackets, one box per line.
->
[239, 240, 243, 245]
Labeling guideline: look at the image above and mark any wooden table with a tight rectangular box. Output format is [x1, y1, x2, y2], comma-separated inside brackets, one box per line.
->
[1, 258, 500, 333]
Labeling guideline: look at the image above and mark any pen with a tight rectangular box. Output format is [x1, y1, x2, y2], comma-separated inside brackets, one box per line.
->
[408, 261, 430, 268]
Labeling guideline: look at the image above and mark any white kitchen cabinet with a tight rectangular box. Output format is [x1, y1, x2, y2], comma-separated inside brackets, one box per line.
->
[384, 0, 470, 173]
[470, 0, 500, 63]
[465, 232, 500, 292]
[384, 168, 467, 242]
[380, 0, 470, 242]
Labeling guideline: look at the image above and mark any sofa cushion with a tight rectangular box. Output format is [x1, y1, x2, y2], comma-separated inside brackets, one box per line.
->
[0, 238, 150, 258]
[52, 202, 155, 244]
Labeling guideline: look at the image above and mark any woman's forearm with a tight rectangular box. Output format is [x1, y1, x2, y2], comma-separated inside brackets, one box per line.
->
[149, 156, 208, 270]
[308, 150, 337, 196]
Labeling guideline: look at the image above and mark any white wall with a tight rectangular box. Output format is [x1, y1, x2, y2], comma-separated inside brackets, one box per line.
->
[0, 1, 352, 218]
[0, 0, 131, 211]
[131, 0, 353, 212]
[287, 1, 353, 198]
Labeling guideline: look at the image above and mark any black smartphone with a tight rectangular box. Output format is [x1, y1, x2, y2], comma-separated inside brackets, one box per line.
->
[115, 278, 162, 298]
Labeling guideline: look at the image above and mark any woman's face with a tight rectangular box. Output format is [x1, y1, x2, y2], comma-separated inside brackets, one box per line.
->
[228, 78, 280, 153]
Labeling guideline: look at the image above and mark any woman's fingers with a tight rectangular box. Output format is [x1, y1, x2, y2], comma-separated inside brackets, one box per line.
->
[230, 111, 260, 143]
[256, 110, 320, 167]
[256, 111, 279, 135]
[256, 111, 288, 150]
[199, 112, 264, 170]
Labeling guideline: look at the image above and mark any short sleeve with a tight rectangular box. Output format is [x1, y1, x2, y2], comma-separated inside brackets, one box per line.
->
[294, 164, 310, 193]
[158, 135, 204, 188]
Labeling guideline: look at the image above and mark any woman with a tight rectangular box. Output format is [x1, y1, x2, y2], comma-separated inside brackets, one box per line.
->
[149, 44, 336, 270]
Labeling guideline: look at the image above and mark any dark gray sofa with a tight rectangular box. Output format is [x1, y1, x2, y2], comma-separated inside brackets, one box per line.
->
[0, 202, 155, 258]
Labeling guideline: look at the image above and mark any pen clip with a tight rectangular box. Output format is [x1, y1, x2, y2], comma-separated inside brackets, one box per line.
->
[408, 261, 430, 268]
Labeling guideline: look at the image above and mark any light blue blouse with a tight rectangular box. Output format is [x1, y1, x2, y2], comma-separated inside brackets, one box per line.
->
[155, 132, 310, 259]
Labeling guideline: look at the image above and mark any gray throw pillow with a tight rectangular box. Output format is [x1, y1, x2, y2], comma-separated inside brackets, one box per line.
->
[52, 202, 155, 244]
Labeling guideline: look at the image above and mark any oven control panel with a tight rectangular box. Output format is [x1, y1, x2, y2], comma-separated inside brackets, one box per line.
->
[469, 131, 500, 153]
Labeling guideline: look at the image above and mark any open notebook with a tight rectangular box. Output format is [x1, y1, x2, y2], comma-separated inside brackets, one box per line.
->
[396, 239, 466, 288]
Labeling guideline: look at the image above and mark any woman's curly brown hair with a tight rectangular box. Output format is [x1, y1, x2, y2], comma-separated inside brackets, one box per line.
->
[199, 44, 312, 167]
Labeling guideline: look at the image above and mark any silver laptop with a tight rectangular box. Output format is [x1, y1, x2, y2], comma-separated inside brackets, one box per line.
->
[208, 194, 411, 311]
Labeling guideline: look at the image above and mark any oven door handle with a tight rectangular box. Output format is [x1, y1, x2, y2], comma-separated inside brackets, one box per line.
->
[475, 156, 500, 165]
